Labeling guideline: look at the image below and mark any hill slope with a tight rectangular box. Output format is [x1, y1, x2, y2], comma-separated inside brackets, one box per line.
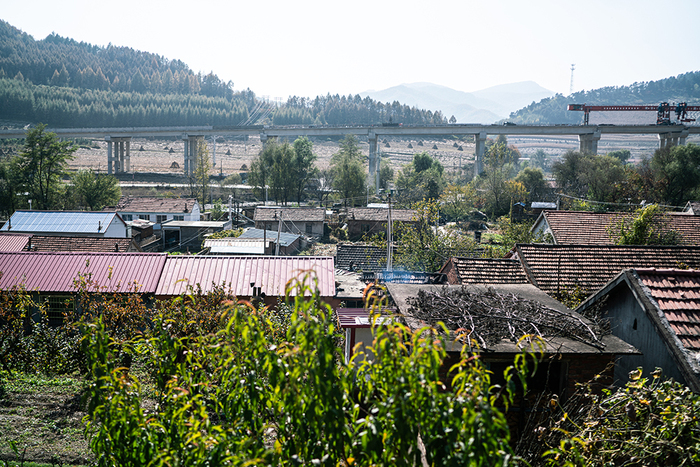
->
[509, 71, 700, 125]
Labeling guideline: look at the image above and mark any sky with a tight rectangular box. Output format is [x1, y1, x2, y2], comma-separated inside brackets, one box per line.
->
[3, 0, 700, 101]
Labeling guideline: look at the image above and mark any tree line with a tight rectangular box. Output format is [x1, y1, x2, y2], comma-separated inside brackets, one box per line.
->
[0, 20, 235, 100]
[510, 70, 700, 124]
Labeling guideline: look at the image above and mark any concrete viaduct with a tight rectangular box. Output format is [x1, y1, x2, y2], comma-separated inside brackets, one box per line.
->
[1, 124, 697, 187]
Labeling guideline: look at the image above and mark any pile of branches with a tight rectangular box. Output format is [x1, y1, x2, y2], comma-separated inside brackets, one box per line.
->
[406, 287, 608, 350]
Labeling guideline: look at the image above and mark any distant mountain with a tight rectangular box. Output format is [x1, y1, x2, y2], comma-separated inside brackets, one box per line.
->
[360, 81, 554, 124]
[509, 71, 700, 125]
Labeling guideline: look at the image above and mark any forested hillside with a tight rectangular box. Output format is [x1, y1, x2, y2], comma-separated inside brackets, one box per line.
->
[510, 71, 700, 124]
[0, 20, 446, 128]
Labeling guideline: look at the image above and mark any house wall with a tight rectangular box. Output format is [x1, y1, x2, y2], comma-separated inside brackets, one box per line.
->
[120, 211, 199, 229]
[605, 283, 687, 386]
[441, 260, 461, 285]
[256, 220, 323, 237]
[105, 217, 129, 238]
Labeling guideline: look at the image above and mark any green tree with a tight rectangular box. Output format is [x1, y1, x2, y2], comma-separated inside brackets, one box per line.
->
[439, 183, 477, 222]
[378, 158, 394, 191]
[476, 142, 516, 217]
[331, 135, 366, 208]
[291, 136, 318, 204]
[248, 140, 296, 205]
[395, 152, 446, 203]
[608, 204, 682, 245]
[578, 155, 627, 202]
[515, 167, 547, 202]
[391, 199, 478, 272]
[651, 143, 700, 206]
[72, 169, 121, 211]
[607, 148, 631, 164]
[14, 124, 77, 209]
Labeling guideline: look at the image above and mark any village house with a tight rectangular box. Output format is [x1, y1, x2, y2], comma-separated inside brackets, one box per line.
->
[576, 268, 700, 392]
[0, 211, 130, 238]
[531, 210, 700, 245]
[202, 229, 302, 256]
[503, 244, 700, 300]
[254, 207, 325, 238]
[0, 251, 166, 325]
[344, 207, 417, 240]
[108, 196, 201, 230]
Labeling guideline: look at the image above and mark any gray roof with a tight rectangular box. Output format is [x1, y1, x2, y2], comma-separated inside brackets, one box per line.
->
[0, 211, 124, 235]
[254, 207, 325, 222]
[387, 283, 638, 355]
[239, 228, 300, 247]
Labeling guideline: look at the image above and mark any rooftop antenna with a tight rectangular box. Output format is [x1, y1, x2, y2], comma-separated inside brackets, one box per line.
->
[570, 64, 575, 95]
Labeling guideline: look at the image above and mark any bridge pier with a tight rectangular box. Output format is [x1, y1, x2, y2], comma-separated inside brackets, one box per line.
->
[183, 135, 202, 176]
[474, 132, 487, 176]
[368, 132, 379, 191]
[578, 131, 601, 155]
[659, 130, 690, 150]
[105, 136, 131, 174]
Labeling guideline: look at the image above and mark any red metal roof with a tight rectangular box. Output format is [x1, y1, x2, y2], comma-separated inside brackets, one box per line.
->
[156, 256, 335, 297]
[636, 268, 700, 350]
[0, 234, 31, 252]
[0, 252, 167, 293]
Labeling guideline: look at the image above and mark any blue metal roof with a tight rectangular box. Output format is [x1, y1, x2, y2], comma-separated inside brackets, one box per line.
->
[239, 228, 300, 247]
[1, 211, 123, 234]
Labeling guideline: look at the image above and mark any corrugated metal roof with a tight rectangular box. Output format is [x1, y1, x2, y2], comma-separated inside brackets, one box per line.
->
[239, 228, 299, 247]
[156, 256, 335, 297]
[0, 211, 123, 235]
[0, 234, 31, 252]
[0, 252, 167, 293]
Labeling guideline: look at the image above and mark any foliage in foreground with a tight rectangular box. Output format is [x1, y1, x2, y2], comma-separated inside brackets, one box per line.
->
[79, 281, 526, 466]
[536, 368, 700, 466]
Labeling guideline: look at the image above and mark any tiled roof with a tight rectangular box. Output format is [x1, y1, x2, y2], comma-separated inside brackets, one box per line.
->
[0, 252, 167, 293]
[111, 196, 197, 214]
[254, 207, 325, 222]
[636, 268, 700, 350]
[0, 234, 30, 252]
[514, 244, 700, 297]
[24, 236, 137, 252]
[444, 257, 529, 284]
[155, 256, 335, 297]
[0, 211, 124, 235]
[336, 243, 390, 272]
[538, 210, 700, 245]
[346, 208, 417, 222]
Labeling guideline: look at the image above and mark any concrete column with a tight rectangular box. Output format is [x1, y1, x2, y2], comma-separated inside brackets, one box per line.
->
[189, 137, 198, 176]
[658, 133, 672, 150]
[680, 129, 690, 146]
[118, 141, 125, 173]
[474, 132, 487, 176]
[106, 138, 113, 175]
[368, 132, 378, 190]
[183, 134, 189, 175]
[260, 133, 268, 150]
[125, 140, 131, 172]
[578, 130, 601, 155]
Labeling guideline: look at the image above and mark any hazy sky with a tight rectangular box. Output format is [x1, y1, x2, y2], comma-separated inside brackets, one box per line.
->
[3, 0, 700, 101]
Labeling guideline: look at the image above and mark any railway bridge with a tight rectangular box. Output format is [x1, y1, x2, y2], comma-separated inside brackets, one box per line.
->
[1, 124, 697, 187]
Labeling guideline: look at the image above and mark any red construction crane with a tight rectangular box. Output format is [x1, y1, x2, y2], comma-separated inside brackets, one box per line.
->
[568, 102, 699, 125]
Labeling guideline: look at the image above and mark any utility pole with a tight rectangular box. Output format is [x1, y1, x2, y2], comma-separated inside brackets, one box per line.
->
[276, 211, 282, 256]
[386, 193, 393, 271]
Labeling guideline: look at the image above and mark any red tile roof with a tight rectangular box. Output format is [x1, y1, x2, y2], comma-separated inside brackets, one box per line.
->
[24, 236, 138, 252]
[346, 208, 417, 223]
[441, 257, 529, 284]
[513, 244, 700, 297]
[254, 207, 325, 222]
[636, 268, 700, 350]
[0, 234, 30, 252]
[537, 210, 700, 246]
[155, 256, 335, 297]
[111, 196, 198, 214]
[0, 252, 167, 293]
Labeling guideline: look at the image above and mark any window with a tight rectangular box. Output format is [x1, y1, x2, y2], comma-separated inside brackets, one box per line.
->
[156, 215, 168, 224]
[122, 214, 133, 221]
[139, 214, 150, 221]
[45, 295, 74, 327]
[173, 215, 184, 221]
[306, 223, 313, 234]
